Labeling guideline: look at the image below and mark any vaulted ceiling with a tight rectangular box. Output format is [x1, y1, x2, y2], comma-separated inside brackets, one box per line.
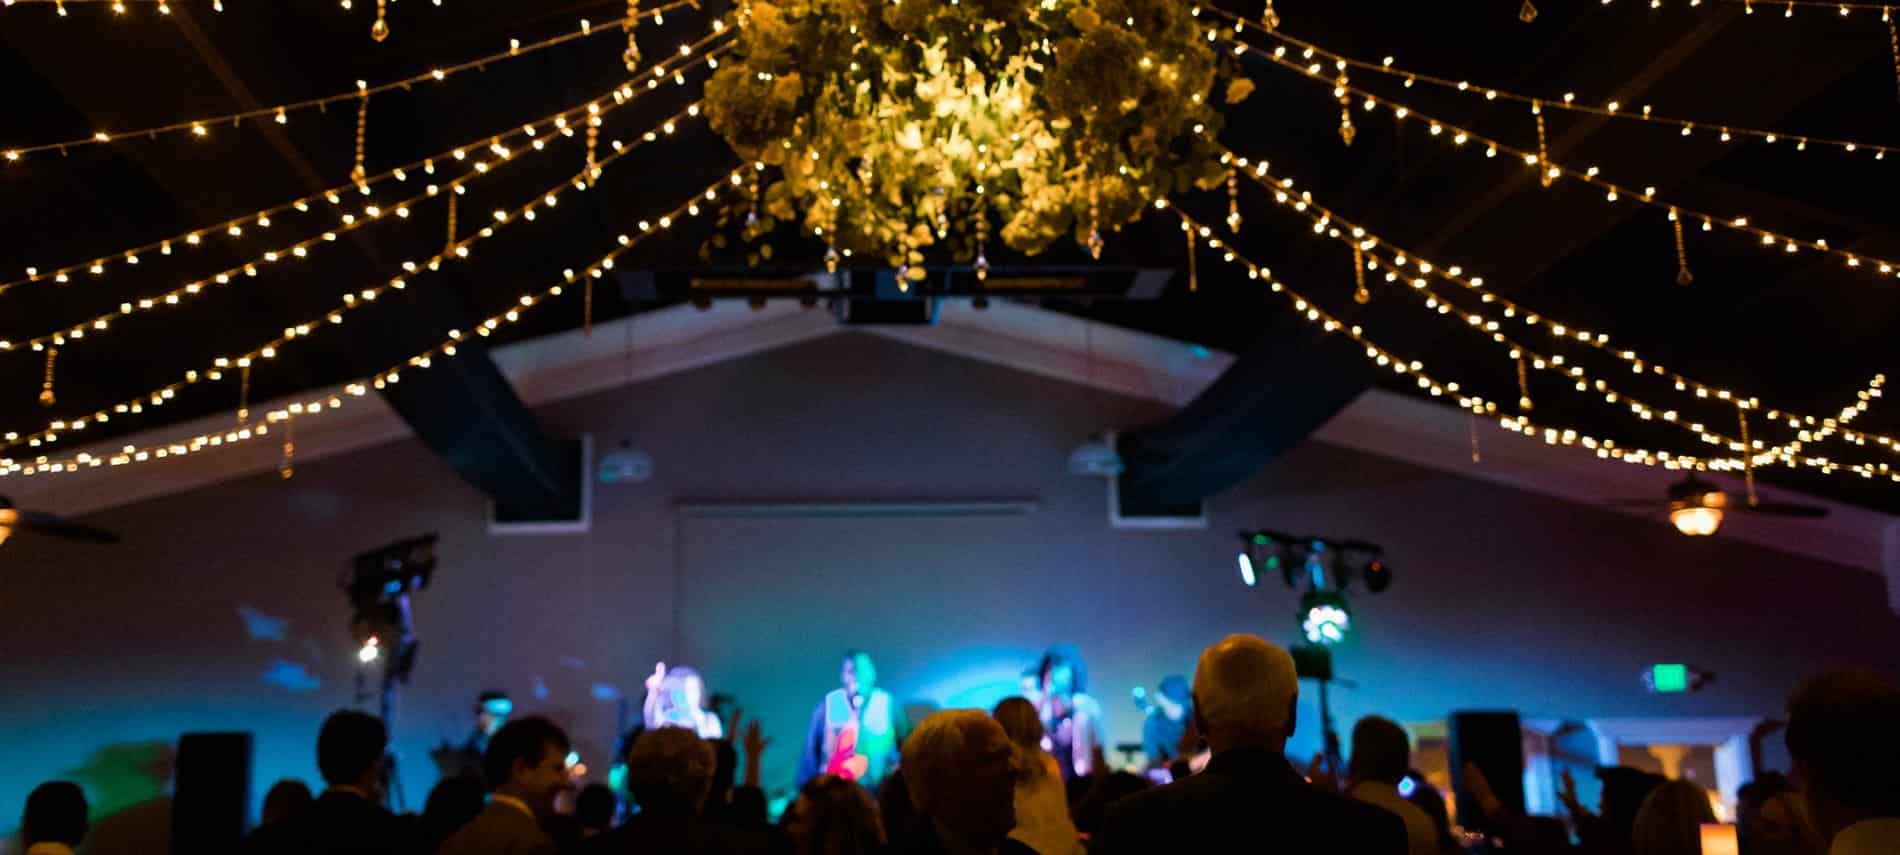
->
[1, 0, 1894, 513]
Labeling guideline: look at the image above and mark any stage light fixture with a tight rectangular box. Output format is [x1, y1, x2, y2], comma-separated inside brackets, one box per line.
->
[598, 439, 655, 483]
[1300, 589, 1352, 646]
[1238, 551, 1257, 587]
[1364, 559, 1393, 593]
[358, 636, 381, 664]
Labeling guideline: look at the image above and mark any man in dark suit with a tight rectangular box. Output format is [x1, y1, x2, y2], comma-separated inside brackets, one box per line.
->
[437, 717, 571, 855]
[582, 726, 769, 855]
[1094, 634, 1407, 855]
[243, 709, 409, 855]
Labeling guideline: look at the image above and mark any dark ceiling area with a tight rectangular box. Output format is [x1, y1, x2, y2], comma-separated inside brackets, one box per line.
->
[0, 0, 1894, 513]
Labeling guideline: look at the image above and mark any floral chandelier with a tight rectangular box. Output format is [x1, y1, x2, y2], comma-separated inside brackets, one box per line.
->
[703, 0, 1252, 279]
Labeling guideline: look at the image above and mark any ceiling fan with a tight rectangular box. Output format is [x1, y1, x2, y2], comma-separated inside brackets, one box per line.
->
[1607, 473, 1827, 537]
[0, 495, 120, 547]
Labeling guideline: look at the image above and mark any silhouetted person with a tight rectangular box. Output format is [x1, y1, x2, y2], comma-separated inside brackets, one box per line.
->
[21, 781, 88, 855]
[991, 698, 1082, 855]
[1094, 634, 1406, 855]
[888, 710, 1035, 855]
[1631, 779, 1716, 855]
[438, 716, 571, 855]
[245, 710, 406, 855]
[1786, 670, 1900, 855]
[1347, 717, 1438, 855]
[782, 774, 886, 855]
[415, 775, 485, 855]
[583, 726, 768, 855]
[576, 783, 617, 839]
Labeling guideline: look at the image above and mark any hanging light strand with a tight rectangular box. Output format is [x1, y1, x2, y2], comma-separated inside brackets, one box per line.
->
[1, 100, 711, 454]
[0, 31, 731, 315]
[1219, 34, 1900, 288]
[1160, 200, 1896, 482]
[1889, 7, 1900, 101]
[1, 167, 749, 479]
[351, 85, 372, 186]
[1200, 6, 1900, 162]
[237, 363, 252, 426]
[0, 35, 729, 304]
[370, 0, 389, 42]
[0, 0, 702, 166]
[1218, 150, 1900, 461]
[38, 347, 57, 407]
[0, 57, 726, 358]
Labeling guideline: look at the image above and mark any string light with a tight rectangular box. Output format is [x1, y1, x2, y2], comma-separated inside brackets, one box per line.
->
[1167, 200, 1896, 483]
[0, 32, 729, 312]
[1221, 150, 1900, 462]
[1889, 6, 1900, 101]
[1222, 34, 1900, 288]
[38, 348, 57, 407]
[625, 0, 642, 71]
[371, 0, 388, 42]
[0, 0, 700, 167]
[1, 168, 747, 479]
[1, 101, 710, 454]
[1201, 6, 1900, 163]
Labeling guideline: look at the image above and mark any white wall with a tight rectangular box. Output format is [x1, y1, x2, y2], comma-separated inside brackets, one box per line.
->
[3, 332, 1896, 848]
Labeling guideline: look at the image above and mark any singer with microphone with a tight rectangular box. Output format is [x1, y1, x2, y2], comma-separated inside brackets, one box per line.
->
[796, 650, 904, 793]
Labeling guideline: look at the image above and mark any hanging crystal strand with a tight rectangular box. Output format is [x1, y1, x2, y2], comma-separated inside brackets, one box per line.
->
[585, 119, 601, 187]
[1468, 412, 1483, 463]
[934, 187, 949, 239]
[1518, 0, 1538, 23]
[237, 363, 252, 426]
[351, 85, 371, 187]
[279, 416, 296, 480]
[1887, 7, 1900, 102]
[624, 0, 642, 72]
[1738, 405, 1759, 507]
[1351, 243, 1370, 304]
[1669, 207, 1694, 286]
[1516, 355, 1534, 412]
[824, 197, 842, 275]
[1260, 0, 1279, 29]
[746, 168, 761, 229]
[1225, 168, 1242, 232]
[1532, 101, 1553, 188]
[371, 0, 390, 42]
[1184, 220, 1198, 293]
[1335, 66, 1355, 146]
[1086, 178, 1104, 260]
[894, 237, 911, 291]
[444, 191, 458, 254]
[973, 199, 990, 282]
[584, 270, 595, 337]
[38, 346, 57, 407]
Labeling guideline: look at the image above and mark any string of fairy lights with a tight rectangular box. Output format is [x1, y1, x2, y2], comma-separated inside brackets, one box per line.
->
[2, 94, 717, 454]
[0, 34, 730, 361]
[1, 2, 1888, 492]
[1200, 7, 1900, 163]
[1163, 198, 1895, 483]
[0, 166, 749, 478]
[0, 0, 704, 166]
[1215, 149, 1900, 461]
[1212, 28, 1900, 291]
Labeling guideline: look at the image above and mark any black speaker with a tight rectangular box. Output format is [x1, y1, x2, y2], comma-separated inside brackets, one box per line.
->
[172, 731, 254, 852]
[1448, 711, 1524, 831]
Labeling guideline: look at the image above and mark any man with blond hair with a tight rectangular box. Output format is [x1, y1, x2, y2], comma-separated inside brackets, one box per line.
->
[1094, 634, 1405, 854]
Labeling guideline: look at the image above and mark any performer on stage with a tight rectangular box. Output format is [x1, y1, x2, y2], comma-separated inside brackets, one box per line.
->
[1034, 645, 1103, 783]
[642, 662, 724, 739]
[796, 651, 904, 793]
[1133, 675, 1192, 767]
[432, 690, 513, 783]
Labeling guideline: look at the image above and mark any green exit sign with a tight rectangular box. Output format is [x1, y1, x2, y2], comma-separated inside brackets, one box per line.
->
[1650, 664, 1690, 693]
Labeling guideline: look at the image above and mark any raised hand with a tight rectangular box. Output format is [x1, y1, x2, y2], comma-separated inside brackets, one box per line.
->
[744, 719, 771, 758]
[1559, 767, 1585, 815]
[645, 661, 667, 694]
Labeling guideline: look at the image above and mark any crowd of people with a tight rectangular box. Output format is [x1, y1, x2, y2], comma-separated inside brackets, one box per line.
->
[14, 635, 1900, 855]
